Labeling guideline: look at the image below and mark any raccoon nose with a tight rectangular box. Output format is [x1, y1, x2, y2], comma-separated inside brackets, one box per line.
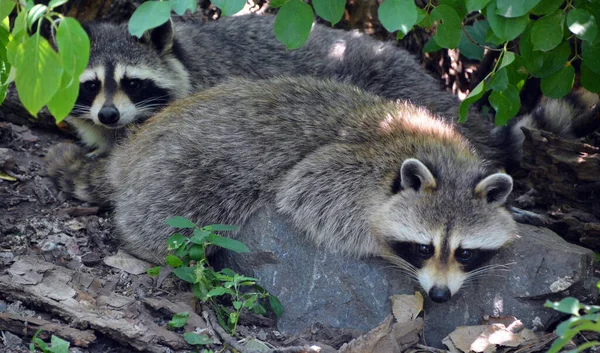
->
[429, 286, 451, 303]
[98, 106, 120, 125]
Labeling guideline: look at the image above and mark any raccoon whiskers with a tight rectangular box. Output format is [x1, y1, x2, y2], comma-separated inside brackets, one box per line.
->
[71, 104, 91, 115]
[380, 253, 419, 281]
[464, 263, 514, 283]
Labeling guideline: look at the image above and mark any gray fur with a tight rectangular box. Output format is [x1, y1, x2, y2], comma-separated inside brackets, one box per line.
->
[68, 14, 513, 164]
[94, 77, 516, 297]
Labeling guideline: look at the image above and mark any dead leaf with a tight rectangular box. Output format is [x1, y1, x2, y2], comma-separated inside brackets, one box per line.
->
[0, 170, 16, 181]
[338, 316, 423, 353]
[443, 324, 539, 353]
[391, 292, 423, 323]
[103, 250, 152, 275]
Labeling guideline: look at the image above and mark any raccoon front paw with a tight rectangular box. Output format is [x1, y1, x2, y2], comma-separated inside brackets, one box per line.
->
[510, 207, 549, 226]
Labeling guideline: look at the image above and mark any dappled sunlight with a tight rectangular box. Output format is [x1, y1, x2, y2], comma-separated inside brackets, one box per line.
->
[327, 40, 347, 60]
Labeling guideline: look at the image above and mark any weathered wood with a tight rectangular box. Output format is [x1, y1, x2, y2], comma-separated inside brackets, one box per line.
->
[520, 127, 600, 249]
[0, 312, 96, 347]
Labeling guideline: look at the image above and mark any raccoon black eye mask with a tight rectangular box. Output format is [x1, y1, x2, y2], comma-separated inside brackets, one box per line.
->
[47, 76, 518, 302]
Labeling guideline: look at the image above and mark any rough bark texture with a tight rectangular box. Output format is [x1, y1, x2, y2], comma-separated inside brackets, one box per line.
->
[519, 127, 600, 250]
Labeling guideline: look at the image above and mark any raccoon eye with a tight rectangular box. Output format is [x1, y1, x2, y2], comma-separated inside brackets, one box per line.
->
[455, 248, 474, 263]
[415, 244, 433, 258]
[83, 80, 100, 94]
[125, 78, 142, 90]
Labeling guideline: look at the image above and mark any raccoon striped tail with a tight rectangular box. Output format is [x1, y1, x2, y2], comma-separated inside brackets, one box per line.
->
[511, 89, 600, 141]
[45, 143, 111, 207]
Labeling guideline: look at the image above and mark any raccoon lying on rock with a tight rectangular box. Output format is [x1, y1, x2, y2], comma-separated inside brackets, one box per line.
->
[47, 77, 518, 303]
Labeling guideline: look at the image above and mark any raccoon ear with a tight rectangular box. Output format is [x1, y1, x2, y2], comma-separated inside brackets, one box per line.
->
[399, 158, 436, 193]
[475, 173, 513, 205]
[141, 19, 174, 54]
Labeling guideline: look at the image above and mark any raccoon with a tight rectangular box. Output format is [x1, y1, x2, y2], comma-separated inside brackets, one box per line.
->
[49, 77, 517, 303]
[63, 14, 512, 161]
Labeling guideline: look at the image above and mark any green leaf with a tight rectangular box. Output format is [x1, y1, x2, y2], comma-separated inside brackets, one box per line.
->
[168, 312, 190, 329]
[190, 228, 210, 244]
[486, 1, 529, 41]
[496, 0, 541, 18]
[166, 254, 183, 268]
[173, 266, 196, 284]
[531, 0, 563, 16]
[581, 62, 600, 93]
[269, 295, 284, 318]
[378, 0, 417, 35]
[27, 4, 47, 30]
[207, 287, 227, 297]
[188, 244, 204, 261]
[459, 80, 487, 122]
[459, 28, 484, 60]
[219, 268, 236, 278]
[233, 301, 242, 310]
[269, 0, 290, 8]
[545, 297, 581, 315]
[49, 335, 70, 353]
[490, 84, 520, 125]
[582, 40, 600, 75]
[128, 1, 171, 38]
[47, 72, 79, 122]
[466, 0, 491, 13]
[55, 17, 90, 76]
[439, 0, 467, 19]
[206, 224, 239, 231]
[499, 51, 515, 69]
[209, 236, 250, 253]
[211, 0, 245, 16]
[274, 0, 314, 50]
[170, 0, 197, 15]
[523, 32, 571, 78]
[531, 11, 565, 51]
[183, 332, 212, 346]
[423, 37, 442, 52]
[489, 68, 508, 91]
[505, 54, 528, 89]
[14, 35, 63, 117]
[146, 266, 161, 277]
[540, 64, 574, 99]
[313, 0, 345, 26]
[431, 5, 462, 49]
[48, 0, 69, 9]
[0, 0, 15, 20]
[165, 216, 197, 229]
[167, 233, 187, 250]
[568, 8, 598, 43]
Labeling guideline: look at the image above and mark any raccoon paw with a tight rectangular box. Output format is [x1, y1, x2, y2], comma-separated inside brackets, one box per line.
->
[510, 207, 549, 226]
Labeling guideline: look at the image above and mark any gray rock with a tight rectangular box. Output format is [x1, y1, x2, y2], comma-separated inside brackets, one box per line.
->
[217, 206, 598, 348]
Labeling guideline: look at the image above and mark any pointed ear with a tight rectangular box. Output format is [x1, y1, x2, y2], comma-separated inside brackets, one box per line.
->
[475, 173, 513, 205]
[400, 158, 436, 192]
[141, 19, 174, 54]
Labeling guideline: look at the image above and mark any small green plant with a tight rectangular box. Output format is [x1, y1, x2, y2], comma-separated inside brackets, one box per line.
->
[29, 329, 70, 353]
[545, 284, 600, 353]
[148, 216, 283, 336]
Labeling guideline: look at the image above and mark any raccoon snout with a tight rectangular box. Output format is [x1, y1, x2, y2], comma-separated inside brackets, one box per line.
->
[98, 106, 121, 125]
[429, 285, 451, 303]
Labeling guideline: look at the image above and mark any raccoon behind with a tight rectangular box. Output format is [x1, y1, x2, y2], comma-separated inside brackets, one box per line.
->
[68, 14, 522, 163]
[61, 77, 516, 303]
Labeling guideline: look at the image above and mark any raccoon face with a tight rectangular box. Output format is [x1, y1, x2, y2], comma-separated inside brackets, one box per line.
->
[372, 158, 517, 303]
[69, 20, 191, 128]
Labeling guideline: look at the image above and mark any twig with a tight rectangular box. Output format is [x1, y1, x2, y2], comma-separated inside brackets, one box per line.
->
[0, 312, 96, 347]
[202, 308, 322, 353]
[414, 343, 450, 353]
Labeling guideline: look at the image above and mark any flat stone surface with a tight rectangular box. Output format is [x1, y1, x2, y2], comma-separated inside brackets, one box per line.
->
[218, 206, 598, 347]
